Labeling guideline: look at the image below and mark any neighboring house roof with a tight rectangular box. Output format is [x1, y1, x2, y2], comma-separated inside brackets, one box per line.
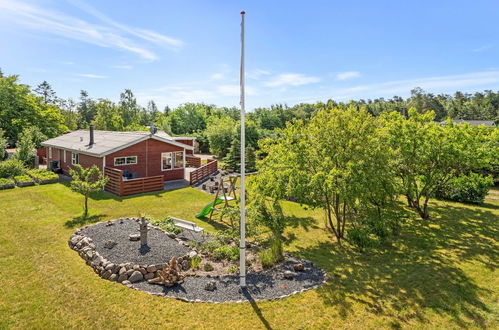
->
[41, 130, 194, 157]
[439, 120, 496, 126]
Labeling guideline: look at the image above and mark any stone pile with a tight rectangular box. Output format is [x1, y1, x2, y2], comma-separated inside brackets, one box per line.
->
[68, 231, 192, 287]
[148, 257, 185, 287]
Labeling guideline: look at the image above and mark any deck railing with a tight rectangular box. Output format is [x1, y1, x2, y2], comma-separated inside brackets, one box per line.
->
[104, 167, 164, 196]
[189, 159, 218, 185]
[185, 155, 202, 168]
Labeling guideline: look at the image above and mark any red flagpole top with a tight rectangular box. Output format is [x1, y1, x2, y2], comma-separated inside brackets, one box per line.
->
[240, 11, 245, 15]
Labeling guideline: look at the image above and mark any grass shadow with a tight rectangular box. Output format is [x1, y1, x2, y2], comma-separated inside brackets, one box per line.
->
[292, 201, 496, 328]
[64, 214, 107, 228]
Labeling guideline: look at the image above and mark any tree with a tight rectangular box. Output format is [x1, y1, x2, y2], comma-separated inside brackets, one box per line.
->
[69, 165, 108, 217]
[253, 107, 391, 244]
[205, 116, 236, 157]
[0, 74, 66, 144]
[93, 99, 124, 131]
[119, 89, 141, 128]
[77, 90, 96, 128]
[381, 109, 488, 219]
[13, 128, 36, 167]
[0, 129, 7, 160]
[34, 81, 57, 104]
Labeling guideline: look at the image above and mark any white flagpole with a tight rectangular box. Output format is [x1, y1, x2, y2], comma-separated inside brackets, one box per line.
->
[239, 10, 246, 288]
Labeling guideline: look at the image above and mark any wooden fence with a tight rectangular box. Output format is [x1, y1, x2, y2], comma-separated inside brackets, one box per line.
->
[186, 155, 202, 168]
[189, 159, 218, 185]
[104, 167, 164, 196]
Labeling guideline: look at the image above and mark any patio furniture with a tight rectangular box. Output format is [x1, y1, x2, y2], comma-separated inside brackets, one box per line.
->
[170, 217, 205, 239]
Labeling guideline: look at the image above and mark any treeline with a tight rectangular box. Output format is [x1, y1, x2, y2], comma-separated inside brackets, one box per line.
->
[1, 70, 498, 156]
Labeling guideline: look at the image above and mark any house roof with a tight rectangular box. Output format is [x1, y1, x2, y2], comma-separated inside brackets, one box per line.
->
[440, 120, 496, 126]
[41, 130, 194, 157]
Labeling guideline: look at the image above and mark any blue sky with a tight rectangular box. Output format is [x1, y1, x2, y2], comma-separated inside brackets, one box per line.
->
[1, 0, 499, 110]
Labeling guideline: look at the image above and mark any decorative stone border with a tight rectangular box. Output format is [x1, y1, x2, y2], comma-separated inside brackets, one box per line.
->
[69, 217, 194, 287]
[69, 217, 328, 303]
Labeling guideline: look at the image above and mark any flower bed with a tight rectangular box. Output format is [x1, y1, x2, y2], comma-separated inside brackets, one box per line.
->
[14, 174, 35, 187]
[0, 178, 15, 190]
[27, 169, 59, 184]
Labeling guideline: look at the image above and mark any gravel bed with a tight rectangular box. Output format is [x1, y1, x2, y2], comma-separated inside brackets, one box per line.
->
[131, 259, 326, 303]
[80, 219, 189, 265]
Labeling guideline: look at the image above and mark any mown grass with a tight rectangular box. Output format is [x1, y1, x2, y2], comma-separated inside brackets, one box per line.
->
[0, 183, 497, 329]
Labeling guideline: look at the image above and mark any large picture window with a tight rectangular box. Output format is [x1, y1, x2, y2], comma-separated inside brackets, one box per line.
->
[114, 156, 137, 166]
[161, 151, 184, 171]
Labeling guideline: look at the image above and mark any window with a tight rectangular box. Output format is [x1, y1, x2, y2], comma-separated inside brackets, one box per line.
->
[114, 156, 137, 166]
[48, 147, 52, 159]
[161, 151, 184, 171]
[72, 153, 79, 165]
[63, 150, 66, 163]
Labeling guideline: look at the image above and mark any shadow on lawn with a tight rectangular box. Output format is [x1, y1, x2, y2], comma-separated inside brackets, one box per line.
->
[64, 214, 107, 228]
[295, 203, 496, 328]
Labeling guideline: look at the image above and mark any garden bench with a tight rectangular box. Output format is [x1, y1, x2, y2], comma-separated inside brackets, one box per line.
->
[170, 217, 205, 238]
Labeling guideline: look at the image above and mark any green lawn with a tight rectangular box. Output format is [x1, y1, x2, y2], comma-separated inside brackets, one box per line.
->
[0, 183, 497, 329]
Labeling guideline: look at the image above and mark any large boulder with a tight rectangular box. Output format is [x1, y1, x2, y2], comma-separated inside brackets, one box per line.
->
[128, 271, 144, 283]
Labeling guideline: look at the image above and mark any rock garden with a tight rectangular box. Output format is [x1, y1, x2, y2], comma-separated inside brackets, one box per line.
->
[69, 217, 327, 303]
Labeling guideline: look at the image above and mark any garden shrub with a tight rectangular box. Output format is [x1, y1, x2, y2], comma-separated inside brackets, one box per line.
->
[151, 216, 182, 235]
[0, 159, 26, 178]
[213, 245, 239, 262]
[203, 263, 214, 271]
[14, 174, 35, 186]
[258, 249, 277, 269]
[228, 264, 239, 274]
[190, 255, 201, 269]
[27, 169, 58, 183]
[199, 240, 220, 253]
[0, 177, 15, 189]
[346, 227, 377, 251]
[436, 173, 494, 204]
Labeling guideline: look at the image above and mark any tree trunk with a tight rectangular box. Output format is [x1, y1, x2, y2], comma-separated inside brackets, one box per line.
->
[84, 195, 88, 217]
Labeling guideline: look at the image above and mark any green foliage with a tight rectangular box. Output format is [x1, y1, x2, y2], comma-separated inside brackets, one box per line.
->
[150, 216, 182, 235]
[381, 110, 490, 219]
[227, 264, 239, 274]
[212, 245, 239, 262]
[205, 116, 236, 157]
[27, 169, 58, 182]
[14, 174, 34, 184]
[0, 177, 15, 187]
[258, 249, 277, 269]
[13, 128, 36, 167]
[69, 165, 108, 216]
[199, 240, 220, 254]
[0, 74, 66, 145]
[0, 158, 26, 178]
[436, 173, 494, 204]
[93, 99, 124, 131]
[0, 129, 7, 160]
[190, 255, 201, 269]
[203, 263, 214, 272]
[346, 227, 377, 251]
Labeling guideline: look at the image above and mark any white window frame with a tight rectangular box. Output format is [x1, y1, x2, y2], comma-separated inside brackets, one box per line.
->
[71, 152, 79, 165]
[63, 150, 66, 163]
[113, 156, 138, 166]
[161, 151, 185, 171]
[48, 147, 52, 159]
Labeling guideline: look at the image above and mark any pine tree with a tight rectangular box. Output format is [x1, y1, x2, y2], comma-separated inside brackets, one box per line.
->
[34, 81, 57, 104]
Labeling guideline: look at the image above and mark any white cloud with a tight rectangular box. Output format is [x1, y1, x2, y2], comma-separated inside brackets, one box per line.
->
[0, 0, 183, 60]
[247, 69, 271, 80]
[112, 64, 133, 70]
[77, 73, 108, 79]
[210, 72, 226, 80]
[472, 44, 494, 53]
[264, 73, 320, 87]
[336, 71, 361, 80]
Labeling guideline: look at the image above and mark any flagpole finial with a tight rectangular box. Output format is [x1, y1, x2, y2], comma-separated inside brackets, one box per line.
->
[241, 11, 245, 15]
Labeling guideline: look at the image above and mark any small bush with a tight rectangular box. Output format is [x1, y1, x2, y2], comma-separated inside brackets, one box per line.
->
[213, 245, 239, 262]
[151, 216, 182, 235]
[215, 229, 237, 245]
[203, 263, 214, 272]
[27, 169, 58, 183]
[190, 255, 201, 269]
[259, 249, 277, 269]
[0, 159, 26, 178]
[436, 173, 494, 204]
[14, 174, 35, 186]
[347, 227, 377, 251]
[228, 264, 239, 274]
[0, 177, 15, 189]
[199, 240, 221, 253]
